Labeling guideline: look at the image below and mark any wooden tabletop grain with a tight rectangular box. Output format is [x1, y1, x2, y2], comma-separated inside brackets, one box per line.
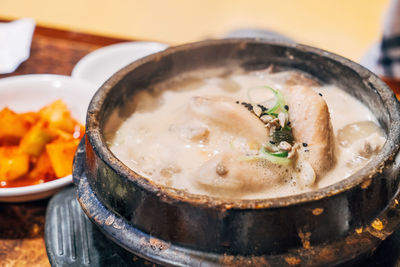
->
[0, 22, 130, 267]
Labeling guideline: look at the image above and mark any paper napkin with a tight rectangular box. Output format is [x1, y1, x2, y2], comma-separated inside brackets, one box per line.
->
[0, 18, 35, 74]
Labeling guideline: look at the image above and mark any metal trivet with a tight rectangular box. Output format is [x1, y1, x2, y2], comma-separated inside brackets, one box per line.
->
[45, 185, 400, 267]
[44, 186, 158, 266]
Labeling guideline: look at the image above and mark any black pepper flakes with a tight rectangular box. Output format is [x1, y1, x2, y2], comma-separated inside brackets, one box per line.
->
[318, 93, 323, 97]
[257, 104, 268, 112]
[241, 102, 254, 111]
[304, 149, 310, 152]
[236, 101, 239, 104]
[269, 140, 276, 145]
[284, 105, 289, 111]
[302, 142, 308, 147]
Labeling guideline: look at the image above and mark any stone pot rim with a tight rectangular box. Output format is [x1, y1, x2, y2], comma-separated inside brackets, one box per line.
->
[86, 38, 400, 210]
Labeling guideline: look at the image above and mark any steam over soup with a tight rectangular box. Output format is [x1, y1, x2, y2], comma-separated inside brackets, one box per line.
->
[106, 68, 386, 199]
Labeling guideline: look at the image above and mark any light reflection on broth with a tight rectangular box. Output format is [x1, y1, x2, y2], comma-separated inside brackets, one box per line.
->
[106, 68, 386, 199]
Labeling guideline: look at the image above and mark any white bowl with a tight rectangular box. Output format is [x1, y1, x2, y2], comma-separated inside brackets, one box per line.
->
[0, 74, 95, 202]
[71, 41, 168, 88]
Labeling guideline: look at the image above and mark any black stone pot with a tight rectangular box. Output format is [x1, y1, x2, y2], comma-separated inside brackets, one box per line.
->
[74, 39, 400, 266]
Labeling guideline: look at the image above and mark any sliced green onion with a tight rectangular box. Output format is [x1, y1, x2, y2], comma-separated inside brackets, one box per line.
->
[265, 86, 288, 116]
[269, 151, 288, 158]
[268, 112, 279, 117]
[243, 146, 291, 165]
[260, 147, 291, 165]
[247, 86, 288, 118]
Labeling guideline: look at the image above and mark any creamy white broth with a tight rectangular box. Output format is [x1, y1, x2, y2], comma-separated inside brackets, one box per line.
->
[106, 69, 385, 199]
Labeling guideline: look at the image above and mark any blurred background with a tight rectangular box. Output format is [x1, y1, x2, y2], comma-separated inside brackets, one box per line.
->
[0, 0, 389, 62]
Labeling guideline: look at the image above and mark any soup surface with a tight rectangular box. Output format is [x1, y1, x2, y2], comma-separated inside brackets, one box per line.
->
[106, 68, 385, 199]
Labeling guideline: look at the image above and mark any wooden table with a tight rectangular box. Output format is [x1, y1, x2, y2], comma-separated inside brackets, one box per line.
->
[0, 23, 130, 267]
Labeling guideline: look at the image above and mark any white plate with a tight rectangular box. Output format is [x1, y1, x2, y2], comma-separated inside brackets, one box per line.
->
[0, 74, 95, 202]
[71, 41, 168, 88]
